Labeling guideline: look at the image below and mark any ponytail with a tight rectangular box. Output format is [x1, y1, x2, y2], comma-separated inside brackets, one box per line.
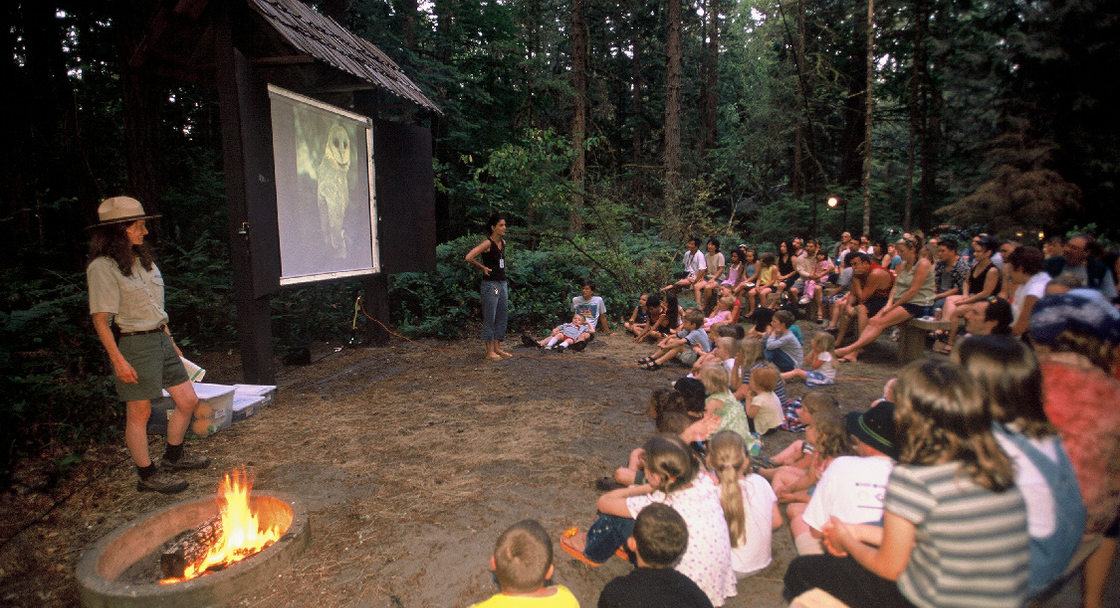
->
[707, 431, 747, 547]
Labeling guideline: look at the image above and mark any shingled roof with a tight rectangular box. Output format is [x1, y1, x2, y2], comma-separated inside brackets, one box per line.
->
[132, 0, 439, 113]
[248, 0, 439, 113]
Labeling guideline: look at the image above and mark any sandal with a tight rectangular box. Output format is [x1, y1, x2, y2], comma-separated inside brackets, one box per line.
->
[637, 356, 653, 365]
[560, 527, 602, 567]
[641, 361, 662, 370]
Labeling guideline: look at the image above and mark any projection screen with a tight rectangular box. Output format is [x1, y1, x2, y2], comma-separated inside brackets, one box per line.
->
[268, 85, 379, 285]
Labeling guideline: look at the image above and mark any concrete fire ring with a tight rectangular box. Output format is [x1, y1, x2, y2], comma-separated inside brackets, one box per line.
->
[76, 492, 310, 608]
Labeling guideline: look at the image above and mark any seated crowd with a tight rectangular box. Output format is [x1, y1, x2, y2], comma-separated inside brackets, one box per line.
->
[480, 231, 1120, 608]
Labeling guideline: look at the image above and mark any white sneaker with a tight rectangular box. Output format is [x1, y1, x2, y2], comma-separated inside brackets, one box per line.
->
[798, 295, 810, 305]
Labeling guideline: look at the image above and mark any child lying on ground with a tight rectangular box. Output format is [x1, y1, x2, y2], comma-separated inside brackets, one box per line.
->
[525, 313, 592, 351]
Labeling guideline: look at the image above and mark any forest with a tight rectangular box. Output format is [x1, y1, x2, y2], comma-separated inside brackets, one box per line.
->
[1, 0, 1116, 482]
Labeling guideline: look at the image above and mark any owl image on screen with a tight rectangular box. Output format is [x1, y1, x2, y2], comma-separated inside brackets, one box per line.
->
[316, 123, 351, 258]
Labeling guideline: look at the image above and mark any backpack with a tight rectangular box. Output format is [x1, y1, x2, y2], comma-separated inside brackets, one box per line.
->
[996, 426, 1087, 596]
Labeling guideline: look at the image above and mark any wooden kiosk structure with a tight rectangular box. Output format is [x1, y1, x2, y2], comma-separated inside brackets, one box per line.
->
[132, 0, 440, 383]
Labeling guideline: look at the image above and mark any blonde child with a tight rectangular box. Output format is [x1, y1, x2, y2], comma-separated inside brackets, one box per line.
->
[698, 363, 758, 455]
[469, 519, 579, 607]
[784, 358, 1029, 608]
[781, 332, 837, 386]
[757, 392, 837, 479]
[745, 364, 783, 436]
[747, 252, 779, 313]
[707, 430, 782, 578]
[691, 336, 743, 394]
[770, 408, 852, 503]
[533, 313, 591, 350]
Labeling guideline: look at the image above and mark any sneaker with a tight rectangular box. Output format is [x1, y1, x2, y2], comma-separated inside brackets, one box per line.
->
[137, 469, 189, 494]
[799, 295, 811, 305]
[160, 452, 211, 471]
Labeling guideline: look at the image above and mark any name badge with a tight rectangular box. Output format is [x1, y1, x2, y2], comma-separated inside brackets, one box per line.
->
[499, 259, 505, 269]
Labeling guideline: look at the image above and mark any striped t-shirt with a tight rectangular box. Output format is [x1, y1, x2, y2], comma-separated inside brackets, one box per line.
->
[885, 462, 1029, 608]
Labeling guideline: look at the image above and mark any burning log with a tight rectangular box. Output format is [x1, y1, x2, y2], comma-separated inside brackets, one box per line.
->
[160, 514, 224, 578]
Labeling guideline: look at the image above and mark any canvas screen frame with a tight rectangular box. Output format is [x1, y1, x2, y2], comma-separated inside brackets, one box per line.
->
[268, 84, 379, 285]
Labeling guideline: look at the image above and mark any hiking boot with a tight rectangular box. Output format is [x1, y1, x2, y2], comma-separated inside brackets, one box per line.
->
[160, 452, 211, 471]
[137, 469, 189, 494]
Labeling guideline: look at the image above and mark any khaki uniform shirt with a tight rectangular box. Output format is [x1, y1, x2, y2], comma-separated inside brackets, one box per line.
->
[87, 257, 169, 332]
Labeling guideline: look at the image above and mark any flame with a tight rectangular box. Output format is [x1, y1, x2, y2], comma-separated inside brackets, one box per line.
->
[160, 468, 283, 584]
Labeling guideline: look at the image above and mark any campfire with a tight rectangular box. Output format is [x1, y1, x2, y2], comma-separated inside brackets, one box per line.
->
[159, 468, 285, 583]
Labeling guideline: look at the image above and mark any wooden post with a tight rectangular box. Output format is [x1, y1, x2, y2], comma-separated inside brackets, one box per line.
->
[215, 3, 275, 383]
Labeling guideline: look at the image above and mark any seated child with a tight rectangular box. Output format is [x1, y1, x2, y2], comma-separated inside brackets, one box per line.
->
[698, 363, 759, 455]
[528, 313, 592, 351]
[615, 389, 718, 487]
[691, 336, 744, 395]
[744, 364, 783, 435]
[597, 503, 714, 608]
[624, 293, 653, 337]
[780, 332, 837, 386]
[763, 310, 803, 373]
[706, 431, 782, 579]
[734, 338, 790, 407]
[470, 519, 580, 607]
[562, 435, 736, 606]
[757, 392, 837, 479]
[639, 310, 711, 370]
[702, 296, 735, 333]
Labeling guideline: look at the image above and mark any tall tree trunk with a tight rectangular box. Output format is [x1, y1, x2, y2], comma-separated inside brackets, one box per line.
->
[905, 0, 929, 231]
[116, 0, 164, 217]
[699, 0, 719, 158]
[664, 0, 682, 209]
[792, 0, 806, 198]
[860, 0, 874, 237]
[631, 0, 644, 169]
[570, 0, 587, 232]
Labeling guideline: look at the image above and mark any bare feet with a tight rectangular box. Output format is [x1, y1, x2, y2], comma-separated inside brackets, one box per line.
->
[485, 353, 502, 361]
[496, 349, 513, 358]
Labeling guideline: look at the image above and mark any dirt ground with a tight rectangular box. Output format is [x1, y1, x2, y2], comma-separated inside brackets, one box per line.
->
[0, 322, 1108, 607]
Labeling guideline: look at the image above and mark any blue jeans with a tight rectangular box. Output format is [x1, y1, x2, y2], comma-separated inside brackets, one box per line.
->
[765, 348, 797, 373]
[480, 280, 508, 341]
[583, 513, 635, 563]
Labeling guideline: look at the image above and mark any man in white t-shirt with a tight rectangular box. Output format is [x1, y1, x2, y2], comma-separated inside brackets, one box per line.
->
[795, 400, 898, 556]
[571, 280, 612, 336]
[660, 238, 707, 294]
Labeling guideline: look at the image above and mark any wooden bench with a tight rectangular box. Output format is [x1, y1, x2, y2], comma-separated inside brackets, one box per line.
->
[897, 317, 955, 362]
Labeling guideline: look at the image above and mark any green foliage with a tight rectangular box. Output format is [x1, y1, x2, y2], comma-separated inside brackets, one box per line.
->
[0, 269, 120, 486]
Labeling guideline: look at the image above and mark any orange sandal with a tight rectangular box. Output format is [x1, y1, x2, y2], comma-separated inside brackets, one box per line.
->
[560, 527, 604, 567]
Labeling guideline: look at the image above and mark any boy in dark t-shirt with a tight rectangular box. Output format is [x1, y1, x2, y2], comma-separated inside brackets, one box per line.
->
[597, 503, 713, 608]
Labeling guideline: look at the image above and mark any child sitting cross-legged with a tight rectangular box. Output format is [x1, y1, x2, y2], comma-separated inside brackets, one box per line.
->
[639, 310, 710, 370]
[702, 296, 736, 335]
[780, 331, 837, 386]
[744, 364, 784, 436]
[469, 519, 579, 607]
[597, 503, 715, 608]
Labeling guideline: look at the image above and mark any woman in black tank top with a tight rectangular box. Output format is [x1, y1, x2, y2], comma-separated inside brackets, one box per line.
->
[935, 235, 1003, 353]
[465, 213, 510, 360]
